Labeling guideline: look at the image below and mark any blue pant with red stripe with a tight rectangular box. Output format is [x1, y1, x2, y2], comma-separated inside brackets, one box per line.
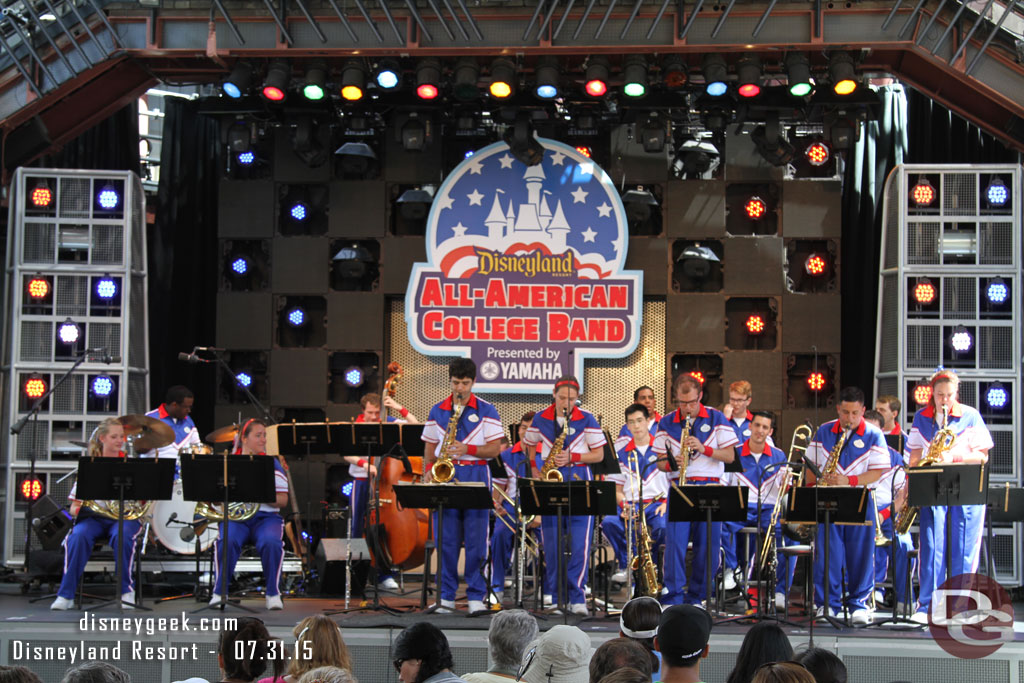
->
[917, 504, 985, 612]
[663, 479, 721, 606]
[433, 462, 491, 603]
[490, 500, 517, 592]
[874, 510, 917, 605]
[602, 501, 666, 572]
[212, 511, 284, 597]
[723, 505, 796, 592]
[541, 512, 594, 605]
[813, 516, 875, 612]
[350, 478, 394, 582]
[57, 515, 141, 600]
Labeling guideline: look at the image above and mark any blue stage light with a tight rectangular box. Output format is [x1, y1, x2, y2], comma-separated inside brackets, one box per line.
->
[344, 366, 365, 387]
[290, 203, 307, 221]
[97, 185, 120, 209]
[342, 481, 354, 496]
[986, 178, 1009, 206]
[287, 307, 306, 327]
[58, 320, 80, 344]
[987, 279, 1009, 304]
[230, 257, 249, 276]
[237, 151, 255, 165]
[236, 372, 253, 388]
[986, 384, 1008, 409]
[91, 376, 114, 397]
[96, 278, 117, 299]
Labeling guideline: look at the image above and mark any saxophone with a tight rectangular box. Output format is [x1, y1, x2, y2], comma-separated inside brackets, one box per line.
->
[626, 447, 661, 597]
[539, 407, 570, 482]
[431, 398, 463, 483]
[818, 426, 849, 486]
[676, 416, 693, 481]
[895, 406, 955, 534]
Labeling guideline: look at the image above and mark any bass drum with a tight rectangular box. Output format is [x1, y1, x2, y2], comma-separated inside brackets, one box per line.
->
[149, 445, 220, 554]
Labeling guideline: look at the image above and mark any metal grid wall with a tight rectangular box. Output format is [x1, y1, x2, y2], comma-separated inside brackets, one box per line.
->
[0, 169, 149, 567]
[875, 164, 1022, 586]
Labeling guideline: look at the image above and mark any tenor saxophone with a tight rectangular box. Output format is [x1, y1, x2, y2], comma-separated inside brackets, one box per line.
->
[431, 399, 463, 483]
[539, 408, 570, 482]
[894, 406, 955, 534]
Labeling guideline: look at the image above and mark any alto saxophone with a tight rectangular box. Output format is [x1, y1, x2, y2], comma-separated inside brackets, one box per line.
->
[676, 416, 693, 481]
[895, 406, 955, 534]
[539, 408, 570, 482]
[431, 399, 463, 483]
[818, 427, 848, 486]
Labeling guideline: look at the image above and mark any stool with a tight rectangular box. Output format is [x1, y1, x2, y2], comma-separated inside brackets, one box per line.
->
[776, 544, 813, 616]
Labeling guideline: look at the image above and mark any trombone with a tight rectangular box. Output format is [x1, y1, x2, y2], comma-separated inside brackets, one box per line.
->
[492, 482, 539, 554]
[759, 424, 812, 571]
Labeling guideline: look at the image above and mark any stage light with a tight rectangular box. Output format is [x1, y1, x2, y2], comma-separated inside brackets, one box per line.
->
[58, 319, 80, 344]
[335, 142, 378, 178]
[230, 256, 250, 276]
[503, 112, 544, 167]
[453, 57, 480, 100]
[19, 476, 43, 501]
[31, 182, 53, 207]
[464, 150, 475, 159]
[340, 60, 365, 101]
[96, 278, 117, 299]
[689, 371, 705, 384]
[745, 314, 765, 335]
[987, 383, 1008, 409]
[332, 243, 376, 285]
[401, 114, 428, 151]
[829, 51, 857, 95]
[622, 186, 659, 225]
[303, 61, 328, 101]
[673, 138, 720, 179]
[744, 197, 767, 220]
[262, 61, 290, 101]
[575, 145, 592, 158]
[342, 481, 354, 497]
[986, 177, 1009, 206]
[736, 56, 762, 98]
[416, 59, 441, 100]
[534, 56, 560, 99]
[662, 54, 688, 89]
[950, 326, 973, 352]
[913, 278, 936, 304]
[290, 203, 308, 222]
[584, 57, 609, 97]
[805, 140, 830, 166]
[638, 114, 667, 153]
[987, 277, 1009, 304]
[702, 54, 728, 96]
[914, 384, 932, 405]
[237, 151, 255, 165]
[912, 178, 936, 206]
[286, 307, 307, 327]
[489, 58, 515, 99]
[807, 372, 826, 392]
[27, 277, 50, 299]
[222, 62, 253, 98]
[805, 254, 827, 276]
[24, 375, 47, 399]
[622, 55, 648, 98]
[344, 366, 365, 387]
[236, 371, 253, 388]
[91, 376, 114, 397]
[786, 53, 813, 97]
[375, 59, 401, 89]
[97, 184, 119, 209]
[397, 188, 434, 221]
[677, 244, 720, 280]
[227, 122, 250, 154]
[751, 113, 795, 166]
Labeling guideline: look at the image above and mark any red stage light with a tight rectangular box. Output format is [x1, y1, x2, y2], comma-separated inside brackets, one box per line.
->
[805, 254, 827, 276]
[689, 371, 705, 384]
[24, 377, 47, 399]
[913, 384, 932, 405]
[27, 278, 49, 299]
[744, 197, 767, 220]
[914, 279, 936, 304]
[20, 477, 43, 501]
[31, 185, 53, 207]
[738, 83, 761, 98]
[807, 372, 826, 392]
[416, 83, 439, 100]
[746, 315, 765, 335]
[261, 86, 285, 101]
[805, 141, 830, 167]
[585, 79, 608, 97]
[575, 146, 592, 158]
[912, 179, 935, 206]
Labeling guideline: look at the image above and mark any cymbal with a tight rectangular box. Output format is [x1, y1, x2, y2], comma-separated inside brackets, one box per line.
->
[206, 424, 239, 444]
[118, 414, 175, 451]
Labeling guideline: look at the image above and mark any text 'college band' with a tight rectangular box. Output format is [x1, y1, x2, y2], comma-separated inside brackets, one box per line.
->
[52, 364, 991, 625]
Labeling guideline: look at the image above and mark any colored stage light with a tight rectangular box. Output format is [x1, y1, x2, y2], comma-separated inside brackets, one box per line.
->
[262, 61, 289, 101]
[534, 57, 560, 99]
[20, 477, 43, 501]
[575, 146, 592, 158]
[375, 59, 401, 89]
[950, 326, 973, 352]
[736, 56, 761, 98]
[340, 60, 365, 101]
[91, 376, 114, 397]
[97, 184, 119, 209]
[913, 278, 936, 304]
[744, 197, 767, 220]
[31, 183, 53, 207]
[807, 372, 826, 392]
[58, 320, 80, 344]
[222, 62, 253, 98]
[290, 203, 308, 222]
[914, 384, 932, 405]
[702, 53, 728, 96]
[986, 177, 1009, 206]
[96, 278, 117, 299]
[805, 141, 830, 166]
[689, 371, 705, 384]
[662, 55, 688, 89]
[489, 59, 515, 99]
[911, 179, 935, 206]
[416, 59, 441, 100]
[27, 277, 50, 299]
[786, 53, 813, 97]
[344, 366, 365, 388]
[237, 151, 255, 165]
[829, 51, 857, 95]
[745, 315, 765, 335]
[286, 307, 307, 327]
[805, 254, 827, 276]
[417, 83, 439, 99]
[452, 57, 480, 100]
[303, 62, 328, 101]
[230, 257, 250, 276]
[24, 376, 47, 399]
[236, 372, 253, 388]
[584, 57, 609, 97]
[987, 278, 1009, 304]
[986, 383, 1008, 409]
[622, 56, 648, 98]
[342, 481, 354, 497]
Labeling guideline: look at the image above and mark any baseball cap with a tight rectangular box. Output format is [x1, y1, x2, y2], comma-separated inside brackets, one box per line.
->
[517, 625, 593, 683]
[656, 605, 712, 662]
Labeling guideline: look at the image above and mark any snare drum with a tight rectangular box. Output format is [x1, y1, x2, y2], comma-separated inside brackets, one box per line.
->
[148, 444, 219, 554]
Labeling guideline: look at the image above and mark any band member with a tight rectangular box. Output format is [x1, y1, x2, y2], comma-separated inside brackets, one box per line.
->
[875, 395, 905, 437]
[52, 418, 141, 610]
[143, 385, 201, 458]
[615, 386, 662, 450]
[655, 374, 739, 606]
[721, 412, 795, 609]
[907, 369, 992, 624]
[720, 380, 755, 590]
[863, 410, 915, 612]
[422, 358, 504, 613]
[209, 418, 289, 610]
[604, 403, 668, 585]
[523, 375, 606, 615]
[342, 392, 419, 591]
[490, 412, 536, 602]
[805, 387, 889, 624]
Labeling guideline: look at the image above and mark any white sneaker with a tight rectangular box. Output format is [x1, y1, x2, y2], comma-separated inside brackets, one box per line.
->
[851, 608, 872, 625]
[378, 577, 400, 591]
[585, 585, 592, 597]
[432, 599, 456, 614]
[542, 594, 554, 607]
[775, 592, 787, 610]
[209, 593, 223, 606]
[911, 610, 929, 625]
[122, 591, 136, 609]
[50, 596, 74, 611]
[468, 600, 487, 613]
[873, 589, 885, 606]
[895, 602, 913, 617]
[569, 603, 589, 616]
[503, 578, 513, 589]
[611, 569, 628, 583]
[488, 592, 503, 606]
[814, 606, 837, 619]
[266, 595, 283, 610]
[723, 568, 737, 591]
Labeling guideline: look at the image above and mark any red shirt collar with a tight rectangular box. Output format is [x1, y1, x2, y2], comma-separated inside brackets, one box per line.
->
[920, 401, 963, 419]
[831, 417, 866, 436]
[355, 414, 366, 423]
[157, 404, 170, 419]
[745, 410, 754, 421]
[539, 404, 584, 421]
[511, 441, 523, 453]
[888, 424, 902, 435]
[440, 393, 480, 411]
[651, 410, 662, 422]
[740, 440, 771, 457]
[673, 404, 709, 422]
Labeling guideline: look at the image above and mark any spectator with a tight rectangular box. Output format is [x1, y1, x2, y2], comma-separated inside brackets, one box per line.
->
[725, 623, 794, 683]
[393, 622, 468, 683]
[258, 615, 353, 683]
[599, 670, 652, 683]
[619, 596, 662, 678]
[517, 625, 592, 683]
[60, 662, 130, 683]
[172, 679, 210, 683]
[463, 609, 539, 682]
[0, 667, 43, 683]
[654, 605, 712, 683]
[590, 638, 653, 682]
[750, 663, 815, 683]
[296, 667, 357, 683]
[219, 617, 284, 683]
[791, 648, 846, 683]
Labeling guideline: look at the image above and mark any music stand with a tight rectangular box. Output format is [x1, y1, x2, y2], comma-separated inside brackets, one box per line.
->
[520, 479, 615, 618]
[986, 484, 1024, 578]
[394, 481, 493, 615]
[180, 454, 276, 613]
[76, 458, 175, 612]
[787, 486, 871, 628]
[668, 484, 747, 620]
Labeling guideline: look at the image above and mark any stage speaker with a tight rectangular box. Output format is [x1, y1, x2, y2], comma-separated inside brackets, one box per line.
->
[31, 495, 73, 550]
[315, 538, 370, 597]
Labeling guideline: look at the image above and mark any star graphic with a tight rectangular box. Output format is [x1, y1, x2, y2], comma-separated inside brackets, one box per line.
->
[571, 186, 589, 204]
[550, 151, 567, 166]
[581, 226, 597, 243]
[498, 154, 514, 169]
[452, 222, 469, 237]
[577, 163, 594, 176]
[467, 189, 484, 206]
[467, 159, 484, 175]
[610, 239, 620, 253]
[596, 202, 612, 218]
[437, 194, 455, 211]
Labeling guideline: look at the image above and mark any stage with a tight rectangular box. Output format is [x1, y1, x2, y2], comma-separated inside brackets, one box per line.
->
[3, 580, 1024, 683]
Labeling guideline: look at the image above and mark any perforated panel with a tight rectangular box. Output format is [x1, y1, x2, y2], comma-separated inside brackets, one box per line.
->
[15, 421, 50, 462]
[942, 277, 976, 318]
[54, 274, 88, 317]
[22, 222, 55, 263]
[19, 321, 52, 362]
[91, 224, 125, 265]
[879, 275, 898, 373]
[906, 325, 940, 368]
[58, 176, 92, 218]
[979, 327, 1013, 369]
[52, 374, 85, 414]
[980, 222, 1013, 264]
[991, 527, 1020, 584]
[884, 180, 901, 270]
[130, 275, 146, 367]
[990, 429, 1015, 478]
[942, 172, 977, 215]
[88, 322, 122, 356]
[906, 222, 940, 264]
[845, 653, 1009, 683]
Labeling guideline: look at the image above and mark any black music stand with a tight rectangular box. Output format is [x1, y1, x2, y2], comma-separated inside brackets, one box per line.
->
[181, 454, 276, 613]
[76, 458, 175, 612]
[986, 484, 1024, 578]
[668, 484, 747, 621]
[394, 481, 494, 615]
[787, 486, 871, 628]
[520, 479, 615, 618]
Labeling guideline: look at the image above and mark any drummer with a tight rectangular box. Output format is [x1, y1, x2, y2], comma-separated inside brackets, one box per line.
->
[142, 385, 201, 458]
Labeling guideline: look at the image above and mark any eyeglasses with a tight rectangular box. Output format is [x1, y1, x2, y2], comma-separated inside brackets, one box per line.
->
[674, 398, 700, 407]
[393, 659, 405, 672]
[516, 647, 536, 681]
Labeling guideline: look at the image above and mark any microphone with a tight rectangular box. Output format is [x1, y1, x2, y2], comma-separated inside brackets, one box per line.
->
[194, 346, 224, 352]
[166, 512, 177, 527]
[802, 457, 822, 479]
[86, 348, 120, 364]
[177, 351, 201, 364]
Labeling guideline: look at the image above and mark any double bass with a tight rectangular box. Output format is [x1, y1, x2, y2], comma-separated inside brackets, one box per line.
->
[364, 362, 430, 571]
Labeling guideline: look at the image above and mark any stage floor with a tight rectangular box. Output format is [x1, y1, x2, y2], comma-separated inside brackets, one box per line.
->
[3, 580, 1024, 683]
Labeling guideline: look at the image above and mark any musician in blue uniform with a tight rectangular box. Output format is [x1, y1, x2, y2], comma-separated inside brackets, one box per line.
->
[720, 380, 755, 591]
[489, 411, 535, 602]
[804, 387, 890, 624]
[654, 374, 739, 606]
[614, 386, 662, 451]
[422, 358, 504, 614]
[522, 375, 607, 616]
[906, 369, 993, 624]
[143, 385, 201, 458]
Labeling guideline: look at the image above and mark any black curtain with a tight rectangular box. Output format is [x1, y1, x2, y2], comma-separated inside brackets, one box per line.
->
[905, 88, 1021, 164]
[37, 102, 141, 174]
[150, 99, 221, 431]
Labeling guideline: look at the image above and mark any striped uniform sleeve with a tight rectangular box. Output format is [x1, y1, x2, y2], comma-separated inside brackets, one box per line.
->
[421, 406, 443, 444]
[479, 404, 506, 443]
[522, 422, 542, 448]
[906, 413, 929, 452]
[275, 466, 289, 494]
[964, 413, 995, 453]
[710, 423, 740, 450]
[583, 414, 607, 450]
[806, 426, 829, 468]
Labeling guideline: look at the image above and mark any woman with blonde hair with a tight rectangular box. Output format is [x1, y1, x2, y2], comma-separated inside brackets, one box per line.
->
[257, 615, 352, 683]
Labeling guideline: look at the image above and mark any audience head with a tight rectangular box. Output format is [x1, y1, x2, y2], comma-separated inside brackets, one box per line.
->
[219, 617, 282, 682]
[485, 609, 539, 673]
[726, 622, 794, 683]
[393, 622, 454, 683]
[792, 648, 847, 683]
[518, 624, 592, 683]
[590, 638, 652, 683]
[288, 614, 352, 678]
[597, 668, 650, 683]
[619, 596, 661, 674]
[0, 667, 43, 683]
[751, 662, 816, 683]
[296, 666, 357, 683]
[656, 604, 712, 670]
[59, 662, 130, 683]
